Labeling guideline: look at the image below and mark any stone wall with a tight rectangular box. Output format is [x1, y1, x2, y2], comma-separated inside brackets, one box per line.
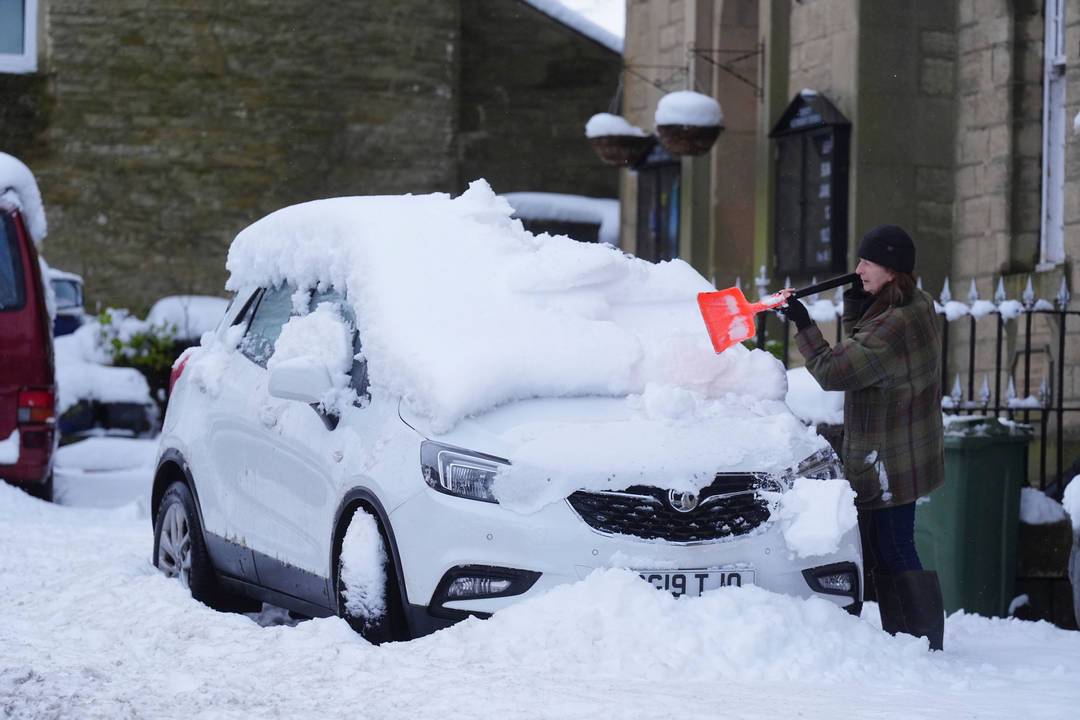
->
[1, 0, 619, 314]
[459, 1, 621, 199]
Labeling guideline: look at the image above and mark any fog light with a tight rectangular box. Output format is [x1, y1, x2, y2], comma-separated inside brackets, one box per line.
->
[801, 561, 860, 600]
[429, 565, 542, 620]
[447, 576, 513, 599]
[816, 572, 854, 593]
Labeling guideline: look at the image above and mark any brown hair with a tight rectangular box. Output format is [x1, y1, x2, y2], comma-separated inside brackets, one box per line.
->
[864, 272, 917, 319]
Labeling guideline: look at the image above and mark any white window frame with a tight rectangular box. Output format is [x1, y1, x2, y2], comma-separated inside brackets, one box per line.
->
[0, 0, 38, 74]
[1039, 0, 1067, 268]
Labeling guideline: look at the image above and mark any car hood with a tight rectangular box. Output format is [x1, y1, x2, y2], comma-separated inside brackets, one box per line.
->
[400, 389, 829, 514]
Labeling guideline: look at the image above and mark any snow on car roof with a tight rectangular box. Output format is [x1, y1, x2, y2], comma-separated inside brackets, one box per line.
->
[225, 179, 787, 432]
[501, 192, 620, 246]
[0, 152, 47, 245]
[146, 295, 230, 341]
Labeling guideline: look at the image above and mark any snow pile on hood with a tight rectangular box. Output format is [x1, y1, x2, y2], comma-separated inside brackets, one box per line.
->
[772, 478, 857, 558]
[0, 152, 47, 245]
[655, 91, 723, 127]
[785, 366, 843, 425]
[225, 180, 790, 433]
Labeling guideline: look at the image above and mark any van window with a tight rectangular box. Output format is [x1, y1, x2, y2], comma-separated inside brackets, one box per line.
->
[0, 213, 27, 311]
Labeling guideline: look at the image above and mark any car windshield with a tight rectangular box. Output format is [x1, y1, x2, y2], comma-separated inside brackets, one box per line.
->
[51, 278, 82, 310]
[0, 213, 26, 311]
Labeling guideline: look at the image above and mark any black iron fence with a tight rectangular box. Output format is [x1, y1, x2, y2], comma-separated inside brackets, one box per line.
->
[756, 273, 1076, 500]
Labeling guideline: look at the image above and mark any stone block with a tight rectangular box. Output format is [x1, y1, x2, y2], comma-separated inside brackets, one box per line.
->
[921, 30, 957, 58]
[921, 58, 955, 96]
[990, 123, 1014, 159]
[960, 127, 990, 163]
[961, 195, 991, 234]
[916, 166, 954, 199]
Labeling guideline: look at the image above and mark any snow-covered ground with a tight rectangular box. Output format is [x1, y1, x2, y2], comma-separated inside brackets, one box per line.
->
[2, 438, 1079, 719]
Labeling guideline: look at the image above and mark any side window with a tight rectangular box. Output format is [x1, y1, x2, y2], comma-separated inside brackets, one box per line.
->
[240, 284, 295, 367]
[310, 288, 369, 399]
[0, 213, 26, 311]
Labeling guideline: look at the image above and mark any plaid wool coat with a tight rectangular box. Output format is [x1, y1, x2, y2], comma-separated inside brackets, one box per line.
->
[795, 288, 945, 509]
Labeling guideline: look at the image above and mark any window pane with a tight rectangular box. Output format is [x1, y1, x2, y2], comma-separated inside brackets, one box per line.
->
[241, 284, 295, 366]
[0, 0, 26, 55]
[0, 213, 27, 311]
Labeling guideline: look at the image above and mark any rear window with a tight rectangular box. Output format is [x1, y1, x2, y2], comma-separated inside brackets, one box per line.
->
[0, 212, 27, 312]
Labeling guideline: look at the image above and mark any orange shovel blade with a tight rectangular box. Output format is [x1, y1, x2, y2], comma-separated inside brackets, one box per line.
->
[697, 287, 788, 354]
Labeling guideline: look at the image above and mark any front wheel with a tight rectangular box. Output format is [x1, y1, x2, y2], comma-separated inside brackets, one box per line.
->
[153, 481, 219, 605]
[336, 507, 402, 644]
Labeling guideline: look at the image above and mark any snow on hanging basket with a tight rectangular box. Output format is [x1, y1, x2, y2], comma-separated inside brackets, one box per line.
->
[654, 91, 724, 156]
[585, 113, 655, 168]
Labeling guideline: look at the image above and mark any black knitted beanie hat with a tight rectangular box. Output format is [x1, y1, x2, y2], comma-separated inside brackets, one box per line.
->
[857, 224, 915, 274]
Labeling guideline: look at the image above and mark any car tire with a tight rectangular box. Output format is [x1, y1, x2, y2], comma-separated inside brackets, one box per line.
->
[335, 507, 401, 644]
[153, 481, 221, 607]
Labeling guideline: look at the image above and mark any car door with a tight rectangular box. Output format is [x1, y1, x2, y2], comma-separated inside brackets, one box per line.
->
[200, 283, 297, 580]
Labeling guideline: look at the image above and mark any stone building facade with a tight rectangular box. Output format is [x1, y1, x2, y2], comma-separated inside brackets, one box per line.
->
[0, 0, 620, 312]
[619, 0, 1080, 478]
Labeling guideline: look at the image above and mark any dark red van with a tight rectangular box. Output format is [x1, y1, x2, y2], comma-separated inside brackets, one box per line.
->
[0, 155, 56, 501]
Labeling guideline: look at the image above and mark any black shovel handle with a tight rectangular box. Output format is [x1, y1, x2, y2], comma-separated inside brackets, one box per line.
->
[789, 272, 860, 300]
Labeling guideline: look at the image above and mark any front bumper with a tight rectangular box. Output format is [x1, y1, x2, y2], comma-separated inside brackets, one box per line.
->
[390, 485, 863, 625]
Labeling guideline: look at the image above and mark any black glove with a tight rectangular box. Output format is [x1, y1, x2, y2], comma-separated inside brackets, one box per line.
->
[778, 297, 813, 331]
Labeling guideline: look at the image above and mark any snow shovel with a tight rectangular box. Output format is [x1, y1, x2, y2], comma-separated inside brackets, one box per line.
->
[698, 272, 860, 354]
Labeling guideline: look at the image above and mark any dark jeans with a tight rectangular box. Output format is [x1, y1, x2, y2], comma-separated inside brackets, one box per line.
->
[865, 502, 923, 574]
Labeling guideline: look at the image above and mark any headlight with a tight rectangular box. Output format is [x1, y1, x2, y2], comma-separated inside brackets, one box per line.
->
[420, 441, 509, 503]
[794, 446, 845, 480]
[776, 447, 845, 487]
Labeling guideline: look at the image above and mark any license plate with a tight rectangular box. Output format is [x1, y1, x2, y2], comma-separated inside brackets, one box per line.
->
[637, 568, 755, 597]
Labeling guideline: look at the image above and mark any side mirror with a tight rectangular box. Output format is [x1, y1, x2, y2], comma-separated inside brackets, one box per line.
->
[268, 356, 334, 405]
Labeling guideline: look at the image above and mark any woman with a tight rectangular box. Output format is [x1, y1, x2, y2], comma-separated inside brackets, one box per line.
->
[780, 224, 945, 651]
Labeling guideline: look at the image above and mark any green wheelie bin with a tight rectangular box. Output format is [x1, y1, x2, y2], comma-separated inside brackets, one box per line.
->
[914, 416, 1033, 617]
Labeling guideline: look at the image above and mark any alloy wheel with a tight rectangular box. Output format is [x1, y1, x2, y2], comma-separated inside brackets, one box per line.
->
[158, 502, 193, 588]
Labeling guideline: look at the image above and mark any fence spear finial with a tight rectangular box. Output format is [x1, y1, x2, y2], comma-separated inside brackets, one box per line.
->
[994, 277, 1007, 304]
[1039, 377, 1050, 407]
[980, 375, 991, 406]
[967, 278, 979, 304]
[755, 265, 769, 300]
[951, 374, 963, 407]
[940, 278, 953, 304]
[1056, 277, 1070, 310]
[1006, 376, 1017, 404]
[1022, 276, 1035, 309]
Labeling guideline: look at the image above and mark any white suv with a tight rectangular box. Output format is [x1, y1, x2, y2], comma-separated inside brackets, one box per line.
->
[152, 182, 862, 642]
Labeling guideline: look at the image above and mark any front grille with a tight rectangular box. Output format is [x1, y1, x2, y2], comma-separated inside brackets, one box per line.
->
[566, 474, 777, 543]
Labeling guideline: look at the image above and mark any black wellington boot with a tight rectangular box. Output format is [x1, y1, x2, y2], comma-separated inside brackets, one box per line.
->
[891, 570, 945, 651]
[874, 573, 904, 636]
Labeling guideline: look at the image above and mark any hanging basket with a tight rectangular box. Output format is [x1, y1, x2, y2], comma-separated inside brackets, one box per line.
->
[656, 124, 722, 156]
[589, 134, 656, 168]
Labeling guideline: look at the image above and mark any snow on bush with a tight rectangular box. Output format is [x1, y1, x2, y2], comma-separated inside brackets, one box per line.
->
[585, 113, 647, 137]
[655, 91, 723, 127]
[1064, 476, 1080, 532]
[339, 508, 387, 626]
